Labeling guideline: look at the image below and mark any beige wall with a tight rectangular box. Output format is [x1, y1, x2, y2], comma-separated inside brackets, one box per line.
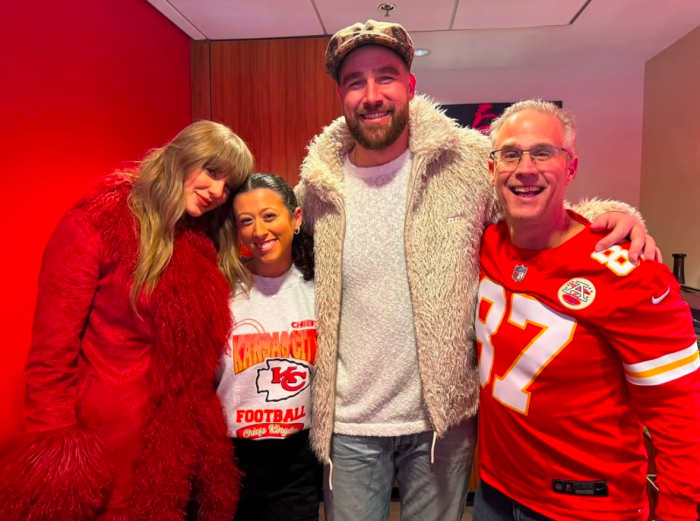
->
[641, 26, 700, 287]
[416, 60, 645, 208]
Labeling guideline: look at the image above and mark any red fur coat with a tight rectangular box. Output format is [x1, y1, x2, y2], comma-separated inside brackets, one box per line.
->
[0, 177, 239, 521]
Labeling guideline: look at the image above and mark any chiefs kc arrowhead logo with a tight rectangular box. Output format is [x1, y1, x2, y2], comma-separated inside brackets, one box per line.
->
[256, 358, 312, 402]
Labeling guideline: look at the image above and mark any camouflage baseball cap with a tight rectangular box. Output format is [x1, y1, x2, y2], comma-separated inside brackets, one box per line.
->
[325, 19, 415, 81]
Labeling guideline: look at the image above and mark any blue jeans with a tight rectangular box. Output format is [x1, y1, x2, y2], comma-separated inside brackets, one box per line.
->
[473, 481, 553, 521]
[323, 418, 476, 521]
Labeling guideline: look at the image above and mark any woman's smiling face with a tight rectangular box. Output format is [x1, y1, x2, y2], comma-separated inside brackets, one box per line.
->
[233, 188, 301, 277]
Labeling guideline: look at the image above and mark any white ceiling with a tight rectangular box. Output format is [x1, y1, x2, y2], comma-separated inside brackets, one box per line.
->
[147, 0, 700, 71]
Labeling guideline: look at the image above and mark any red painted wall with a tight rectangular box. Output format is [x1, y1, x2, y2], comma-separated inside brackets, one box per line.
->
[0, 1, 191, 443]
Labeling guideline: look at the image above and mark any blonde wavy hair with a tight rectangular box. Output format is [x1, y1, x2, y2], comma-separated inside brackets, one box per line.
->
[128, 120, 254, 306]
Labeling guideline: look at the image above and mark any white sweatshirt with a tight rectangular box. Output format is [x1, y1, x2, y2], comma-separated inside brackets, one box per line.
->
[217, 266, 317, 440]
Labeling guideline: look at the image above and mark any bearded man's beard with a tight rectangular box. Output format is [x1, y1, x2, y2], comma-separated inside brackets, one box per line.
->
[346, 104, 409, 150]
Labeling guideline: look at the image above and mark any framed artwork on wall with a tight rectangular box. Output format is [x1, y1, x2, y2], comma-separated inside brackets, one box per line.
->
[441, 101, 563, 134]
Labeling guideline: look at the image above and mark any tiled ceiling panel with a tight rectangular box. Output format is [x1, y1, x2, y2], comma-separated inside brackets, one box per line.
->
[147, 0, 206, 39]
[147, 0, 700, 71]
[453, 0, 586, 30]
[314, 0, 457, 33]
[149, 0, 325, 40]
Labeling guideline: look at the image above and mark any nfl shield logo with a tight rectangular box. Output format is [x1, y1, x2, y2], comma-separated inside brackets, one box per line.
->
[512, 264, 527, 282]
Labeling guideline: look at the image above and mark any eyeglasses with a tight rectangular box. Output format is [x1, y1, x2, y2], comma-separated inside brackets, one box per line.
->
[489, 145, 571, 171]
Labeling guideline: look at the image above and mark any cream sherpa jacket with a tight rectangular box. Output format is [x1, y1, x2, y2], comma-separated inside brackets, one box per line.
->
[297, 94, 638, 462]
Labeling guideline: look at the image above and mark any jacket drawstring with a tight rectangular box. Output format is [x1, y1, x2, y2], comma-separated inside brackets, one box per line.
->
[430, 431, 437, 465]
[327, 458, 334, 491]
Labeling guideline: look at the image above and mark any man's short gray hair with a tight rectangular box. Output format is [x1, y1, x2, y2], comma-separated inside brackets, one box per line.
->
[489, 100, 577, 153]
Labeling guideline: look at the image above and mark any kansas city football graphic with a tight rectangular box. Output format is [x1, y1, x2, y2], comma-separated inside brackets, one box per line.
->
[256, 358, 312, 401]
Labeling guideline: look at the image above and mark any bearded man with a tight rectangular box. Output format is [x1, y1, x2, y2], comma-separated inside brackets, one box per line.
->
[295, 19, 656, 521]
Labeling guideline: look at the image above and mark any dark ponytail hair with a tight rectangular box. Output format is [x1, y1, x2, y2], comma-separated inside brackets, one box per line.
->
[233, 173, 314, 281]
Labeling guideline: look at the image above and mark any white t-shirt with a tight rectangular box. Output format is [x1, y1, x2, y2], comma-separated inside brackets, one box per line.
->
[217, 265, 317, 440]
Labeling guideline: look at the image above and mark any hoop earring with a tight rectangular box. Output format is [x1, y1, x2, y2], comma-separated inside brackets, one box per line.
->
[294, 228, 300, 235]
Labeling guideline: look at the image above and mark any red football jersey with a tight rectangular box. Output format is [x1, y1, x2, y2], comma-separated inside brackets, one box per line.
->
[477, 214, 700, 521]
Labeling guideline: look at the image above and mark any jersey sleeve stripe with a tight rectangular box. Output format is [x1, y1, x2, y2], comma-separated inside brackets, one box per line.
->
[623, 343, 699, 386]
[627, 350, 699, 379]
[623, 343, 698, 373]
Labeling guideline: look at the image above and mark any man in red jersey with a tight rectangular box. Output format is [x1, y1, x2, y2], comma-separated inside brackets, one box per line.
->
[475, 100, 700, 521]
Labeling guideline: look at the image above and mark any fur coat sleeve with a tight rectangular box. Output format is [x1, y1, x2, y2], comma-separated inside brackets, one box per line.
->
[570, 197, 644, 225]
[0, 207, 113, 521]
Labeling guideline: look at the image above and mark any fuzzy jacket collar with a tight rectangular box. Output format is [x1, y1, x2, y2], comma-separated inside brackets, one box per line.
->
[100, 178, 238, 520]
[300, 94, 463, 204]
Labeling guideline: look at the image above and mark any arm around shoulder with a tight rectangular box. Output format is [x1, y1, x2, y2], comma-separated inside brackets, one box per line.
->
[571, 198, 659, 262]
[569, 197, 643, 223]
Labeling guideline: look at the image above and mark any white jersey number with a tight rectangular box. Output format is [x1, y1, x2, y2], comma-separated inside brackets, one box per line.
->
[590, 245, 637, 276]
[476, 278, 577, 415]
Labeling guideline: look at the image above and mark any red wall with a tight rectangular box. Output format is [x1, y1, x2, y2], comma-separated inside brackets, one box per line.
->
[0, 1, 191, 443]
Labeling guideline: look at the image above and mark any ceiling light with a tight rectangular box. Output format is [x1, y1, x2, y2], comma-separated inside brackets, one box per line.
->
[415, 48, 430, 57]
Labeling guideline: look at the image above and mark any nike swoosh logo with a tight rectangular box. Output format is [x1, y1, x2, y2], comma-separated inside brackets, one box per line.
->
[651, 287, 670, 305]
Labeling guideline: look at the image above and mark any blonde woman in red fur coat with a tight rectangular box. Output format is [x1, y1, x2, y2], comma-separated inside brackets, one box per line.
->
[0, 121, 254, 521]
